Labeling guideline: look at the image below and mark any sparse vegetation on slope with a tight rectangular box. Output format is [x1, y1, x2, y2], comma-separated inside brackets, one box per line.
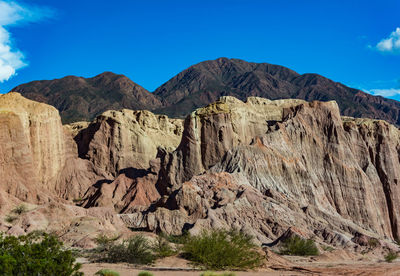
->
[151, 235, 175, 258]
[279, 236, 319, 256]
[96, 234, 155, 265]
[385, 251, 398, 263]
[182, 230, 263, 270]
[12, 204, 28, 215]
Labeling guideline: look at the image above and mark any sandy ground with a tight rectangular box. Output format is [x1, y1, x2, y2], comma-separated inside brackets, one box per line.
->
[80, 257, 400, 276]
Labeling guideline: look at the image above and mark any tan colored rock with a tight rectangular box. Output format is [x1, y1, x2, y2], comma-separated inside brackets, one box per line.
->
[126, 97, 400, 247]
[64, 121, 90, 137]
[158, 96, 306, 193]
[0, 92, 66, 202]
[53, 126, 105, 200]
[6, 200, 130, 248]
[75, 109, 183, 177]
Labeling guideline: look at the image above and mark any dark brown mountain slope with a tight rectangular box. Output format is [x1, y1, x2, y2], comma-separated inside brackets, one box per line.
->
[11, 57, 400, 126]
[154, 58, 400, 125]
[12, 72, 161, 123]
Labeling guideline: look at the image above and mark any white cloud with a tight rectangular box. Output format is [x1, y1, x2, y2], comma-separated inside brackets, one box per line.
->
[0, 1, 54, 82]
[369, 88, 400, 97]
[375, 27, 400, 54]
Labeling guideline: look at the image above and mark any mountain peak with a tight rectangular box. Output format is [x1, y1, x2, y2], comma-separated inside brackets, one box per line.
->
[11, 72, 161, 123]
[10, 58, 400, 126]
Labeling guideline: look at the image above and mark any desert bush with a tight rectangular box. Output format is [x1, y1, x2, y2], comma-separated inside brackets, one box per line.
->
[279, 236, 319, 256]
[384, 251, 398, 263]
[95, 269, 120, 276]
[12, 204, 28, 215]
[164, 231, 190, 244]
[137, 271, 154, 276]
[95, 234, 120, 249]
[0, 232, 83, 276]
[102, 235, 155, 265]
[182, 229, 262, 270]
[4, 215, 17, 224]
[72, 197, 83, 204]
[321, 245, 334, 252]
[151, 235, 175, 258]
[200, 272, 236, 276]
[368, 238, 380, 248]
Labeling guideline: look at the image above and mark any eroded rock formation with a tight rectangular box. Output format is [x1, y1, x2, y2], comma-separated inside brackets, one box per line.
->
[2, 91, 400, 252]
[75, 109, 183, 177]
[122, 96, 400, 247]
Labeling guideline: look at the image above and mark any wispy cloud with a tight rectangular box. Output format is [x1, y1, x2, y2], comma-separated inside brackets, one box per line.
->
[373, 27, 400, 54]
[369, 88, 400, 97]
[0, 1, 54, 82]
[359, 79, 400, 99]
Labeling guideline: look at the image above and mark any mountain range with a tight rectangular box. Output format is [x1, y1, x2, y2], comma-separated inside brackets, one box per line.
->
[11, 57, 400, 126]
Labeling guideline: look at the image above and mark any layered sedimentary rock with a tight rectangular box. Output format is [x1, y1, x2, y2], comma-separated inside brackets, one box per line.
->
[0, 92, 66, 202]
[81, 159, 161, 213]
[0, 93, 128, 245]
[123, 96, 400, 246]
[75, 109, 183, 177]
[157, 96, 305, 192]
[3, 91, 400, 251]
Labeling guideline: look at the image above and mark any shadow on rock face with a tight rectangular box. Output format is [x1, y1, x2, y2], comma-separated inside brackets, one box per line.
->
[118, 167, 154, 179]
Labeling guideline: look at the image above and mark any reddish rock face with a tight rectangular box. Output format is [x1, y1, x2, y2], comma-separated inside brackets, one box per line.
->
[81, 165, 161, 213]
[0, 93, 130, 245]
[124, 97, 400, 246]
[2, 92, 400, 252]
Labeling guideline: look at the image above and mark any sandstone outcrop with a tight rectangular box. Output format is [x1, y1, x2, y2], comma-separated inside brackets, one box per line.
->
[124, 97, 400, 247]
[3, 91, 400, 253]
[0, 93, 128, 245]
[0, 92, 67, 202]
[157, 96, 305, 193]
[81, 160, 161, 213]
[75, 109, 183, 177]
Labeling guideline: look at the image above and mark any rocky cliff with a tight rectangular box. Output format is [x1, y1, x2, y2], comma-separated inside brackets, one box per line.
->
[75, 109, 183, 177]
[2, 92, 400, 252]
[0, 92, 66, 202]
[0, 93, 137, 246]
[122, 96, 400, 248]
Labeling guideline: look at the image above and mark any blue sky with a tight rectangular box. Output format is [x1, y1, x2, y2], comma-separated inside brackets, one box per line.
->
[0, 0, 399, 100]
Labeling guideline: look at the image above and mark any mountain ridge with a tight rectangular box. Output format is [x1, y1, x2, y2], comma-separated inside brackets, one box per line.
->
[11, 57, 400, 126]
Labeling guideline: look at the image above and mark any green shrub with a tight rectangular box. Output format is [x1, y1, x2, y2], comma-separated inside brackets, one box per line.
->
[279, 236, 319, 256]
[95, 234, 120, 249]
[12, 204, 28, 215]
[182, 229, 262, 270]
[137, 271, 154, 276]
[164, 231, 190, 244]
[0, 232, 83, 276]
[321, 245, 334, 252]
[4, 215, 17, 224]
[95, 269, 120, 276]
[368, 238, 379, 248]
[385, 251, 398, 263]
[72, 198, 83, 204]
[151, 235, 175, 258]
[103, 235, 155, 265]
[200, 272, 236, 276]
